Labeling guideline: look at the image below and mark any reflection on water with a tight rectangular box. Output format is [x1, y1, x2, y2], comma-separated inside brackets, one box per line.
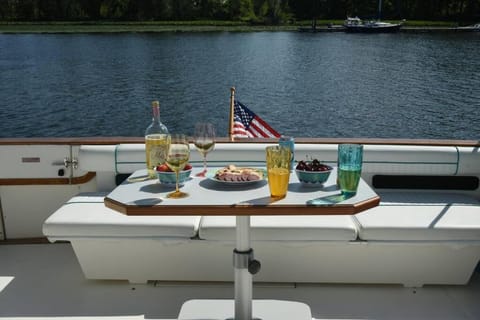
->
[1, 32, 479, 139]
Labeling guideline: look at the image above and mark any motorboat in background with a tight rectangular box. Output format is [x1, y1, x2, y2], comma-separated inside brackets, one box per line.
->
[344, 17, 402, 33]
[456, 23, 480, 32]
[344, 0, 403, 33]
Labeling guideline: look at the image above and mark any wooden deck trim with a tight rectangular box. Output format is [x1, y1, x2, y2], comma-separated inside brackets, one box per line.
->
[1, 137, 479, 147]
[0, 172, 96, 186]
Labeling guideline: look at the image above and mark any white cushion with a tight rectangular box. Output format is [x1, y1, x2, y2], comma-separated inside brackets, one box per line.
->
[78, 145, 117, 172]
[78, 144, 462, 177]
[115, 144, 146, 173]
[79, 144, 146, 174]
[355, 192, 480, 241]
[43, 193, 200, 239]
[363, 145, 458, 175]
[199, 215, 358, 241]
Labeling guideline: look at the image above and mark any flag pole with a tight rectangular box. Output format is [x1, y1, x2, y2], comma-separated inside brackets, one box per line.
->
[229, 86, 235, 141]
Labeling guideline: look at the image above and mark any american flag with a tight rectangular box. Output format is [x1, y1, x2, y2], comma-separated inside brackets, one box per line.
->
[232, 100, 281, 138]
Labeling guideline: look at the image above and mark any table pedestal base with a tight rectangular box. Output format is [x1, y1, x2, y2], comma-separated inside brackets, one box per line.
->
[177, 299, 312, 320]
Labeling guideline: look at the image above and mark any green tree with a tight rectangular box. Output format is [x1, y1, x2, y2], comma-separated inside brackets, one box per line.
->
[99, 0, 131, 19]
[170, 0, 196, 20]
[227, 0, 256, 21]
[0, 0, 478, 22]
[196, 0, 228, 19]
[82, 0, 102, 19]
[274, 0, 293, 23]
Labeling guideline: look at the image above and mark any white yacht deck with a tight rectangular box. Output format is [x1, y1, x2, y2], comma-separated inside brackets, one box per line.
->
[1, 243, 479, 320]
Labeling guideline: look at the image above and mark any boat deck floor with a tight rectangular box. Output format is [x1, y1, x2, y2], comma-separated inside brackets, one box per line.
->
[1, 243, 479, 320]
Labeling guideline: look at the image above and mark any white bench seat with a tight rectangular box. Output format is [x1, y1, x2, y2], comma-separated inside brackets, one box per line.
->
[42, 191, 480, 287]
[43, 193, 201, 241]
[355, 192, 480, 241]
[43, 193, 203, 284]
[199, 215, 358, 241]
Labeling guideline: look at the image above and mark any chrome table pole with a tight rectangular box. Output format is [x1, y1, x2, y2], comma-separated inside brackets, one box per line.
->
[234, 216, 261, 320]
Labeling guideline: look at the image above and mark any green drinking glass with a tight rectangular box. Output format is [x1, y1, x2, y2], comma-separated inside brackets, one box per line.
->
[337, 144, 363, 196]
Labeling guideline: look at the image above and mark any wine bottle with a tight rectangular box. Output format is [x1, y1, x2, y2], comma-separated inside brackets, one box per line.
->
[145, 101, 170, 178]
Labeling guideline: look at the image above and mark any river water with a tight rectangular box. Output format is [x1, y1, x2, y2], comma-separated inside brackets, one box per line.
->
[1, 31, 479, 139]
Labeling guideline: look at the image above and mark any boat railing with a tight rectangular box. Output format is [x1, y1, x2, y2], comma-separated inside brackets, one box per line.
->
[1, 137, 479, 147]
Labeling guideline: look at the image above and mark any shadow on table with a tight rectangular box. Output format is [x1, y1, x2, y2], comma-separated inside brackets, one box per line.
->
[131, 197, 163, 206]
[139, 179, 194, 193]
[199, 179, 267, 192]
[239, 193, 354, 207]
[288, 182, 338, 193]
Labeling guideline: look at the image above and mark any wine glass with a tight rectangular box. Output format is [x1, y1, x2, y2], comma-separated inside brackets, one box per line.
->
[194, 122, 215, 177]
[166, 134, 190, 199]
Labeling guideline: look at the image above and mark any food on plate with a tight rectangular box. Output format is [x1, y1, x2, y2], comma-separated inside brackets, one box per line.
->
[214, 164, 263, 182]
[296, 159, 332, 172]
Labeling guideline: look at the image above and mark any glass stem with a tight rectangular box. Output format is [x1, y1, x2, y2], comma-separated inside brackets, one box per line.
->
[203, 155, 207, 172]
[175, 170, 180, 193]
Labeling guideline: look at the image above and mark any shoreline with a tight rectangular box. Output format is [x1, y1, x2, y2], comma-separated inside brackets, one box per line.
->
[0, 22, 296, 33]
[0, 21, 477, 34]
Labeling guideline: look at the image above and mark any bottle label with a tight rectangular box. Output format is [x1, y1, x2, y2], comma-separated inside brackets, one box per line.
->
[149, 145, 168, 166]
[145, 134, 170, 176]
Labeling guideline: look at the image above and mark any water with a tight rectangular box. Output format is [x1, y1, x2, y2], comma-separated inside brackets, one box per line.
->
[1, 32, 479, 139]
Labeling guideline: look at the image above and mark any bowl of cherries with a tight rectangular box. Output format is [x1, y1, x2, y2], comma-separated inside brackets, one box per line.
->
[295, 159, 333, 186]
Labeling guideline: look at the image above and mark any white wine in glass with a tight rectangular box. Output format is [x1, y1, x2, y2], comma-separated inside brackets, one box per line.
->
[194, 122, 215, 177]
[166, 134, 190, 199]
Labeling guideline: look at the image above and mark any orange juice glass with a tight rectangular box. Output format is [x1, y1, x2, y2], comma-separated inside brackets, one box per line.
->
[266, 146, 291, 199]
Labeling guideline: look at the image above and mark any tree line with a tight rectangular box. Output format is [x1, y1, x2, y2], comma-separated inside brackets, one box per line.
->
[1, 0, 479, 23]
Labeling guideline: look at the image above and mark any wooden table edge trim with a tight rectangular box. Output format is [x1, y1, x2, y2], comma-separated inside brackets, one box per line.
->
[104, 195, 381, 216]
[104, 197, 128, 215]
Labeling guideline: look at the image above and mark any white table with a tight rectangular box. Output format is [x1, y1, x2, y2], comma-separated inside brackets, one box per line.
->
[105, 167, 380, 320]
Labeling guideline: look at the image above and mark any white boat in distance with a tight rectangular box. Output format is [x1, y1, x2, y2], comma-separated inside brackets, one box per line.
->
[456, 23, 480, 32]
[344, 16, 402, 33]
[344, 0, 402, 33]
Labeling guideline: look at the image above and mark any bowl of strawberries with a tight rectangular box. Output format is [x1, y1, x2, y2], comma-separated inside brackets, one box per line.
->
[156, 163, 193, 186]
